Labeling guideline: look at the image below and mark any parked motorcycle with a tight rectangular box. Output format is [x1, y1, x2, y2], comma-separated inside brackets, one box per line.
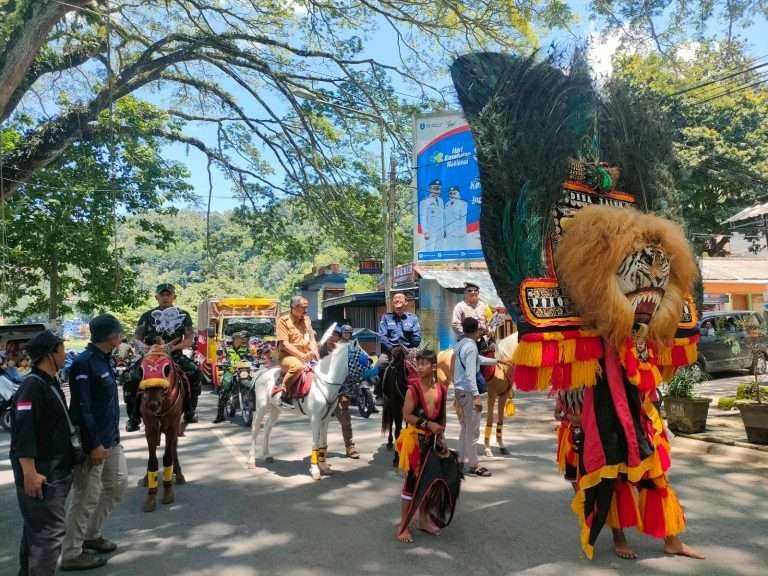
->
[0, 369, 20, 432]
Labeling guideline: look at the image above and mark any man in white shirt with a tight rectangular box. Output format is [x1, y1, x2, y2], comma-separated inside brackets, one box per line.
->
[453, 317, 495, 477]
[443, 185, 468, 250]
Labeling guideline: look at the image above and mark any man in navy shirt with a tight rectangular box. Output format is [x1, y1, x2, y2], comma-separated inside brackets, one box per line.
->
[374, 292, 421, 398]
[61, 315, 128, 571]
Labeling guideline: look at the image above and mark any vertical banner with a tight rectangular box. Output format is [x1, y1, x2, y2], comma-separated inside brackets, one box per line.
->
[414, 112, 483, 262]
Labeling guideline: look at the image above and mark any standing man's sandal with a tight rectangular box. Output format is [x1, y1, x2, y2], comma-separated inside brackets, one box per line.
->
[83, 537, 117, 553]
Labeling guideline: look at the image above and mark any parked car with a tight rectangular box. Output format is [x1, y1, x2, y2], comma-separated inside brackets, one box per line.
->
[697, 311, 768, 375]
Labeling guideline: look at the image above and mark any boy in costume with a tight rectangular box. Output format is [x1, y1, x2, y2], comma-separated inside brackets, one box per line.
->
[395, 350, 461, 543]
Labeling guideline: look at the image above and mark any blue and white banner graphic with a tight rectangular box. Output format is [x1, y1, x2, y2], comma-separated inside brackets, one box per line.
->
[414, 113, 483, 262]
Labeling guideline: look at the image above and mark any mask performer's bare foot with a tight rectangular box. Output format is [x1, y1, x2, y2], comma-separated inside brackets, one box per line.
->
[664, 535, 705, 559]
[612, 529, 637, 560]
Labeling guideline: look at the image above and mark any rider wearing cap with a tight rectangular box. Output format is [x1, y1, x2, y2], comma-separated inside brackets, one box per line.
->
[213, 331, 252, 424]
[128, 283, 202, 428]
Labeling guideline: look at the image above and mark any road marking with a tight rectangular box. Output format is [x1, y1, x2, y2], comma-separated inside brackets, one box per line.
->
[211, 428, 251, 471]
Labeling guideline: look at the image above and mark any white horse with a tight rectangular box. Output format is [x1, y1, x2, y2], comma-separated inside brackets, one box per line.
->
[248, 339, 369, 480]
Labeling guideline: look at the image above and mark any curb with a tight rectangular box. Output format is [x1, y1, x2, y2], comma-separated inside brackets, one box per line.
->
[670, 434, 768, 465]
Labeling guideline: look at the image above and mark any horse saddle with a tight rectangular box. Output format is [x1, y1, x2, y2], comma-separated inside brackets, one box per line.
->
[291, 366, 314, 400]
[272, 365, 314, 399]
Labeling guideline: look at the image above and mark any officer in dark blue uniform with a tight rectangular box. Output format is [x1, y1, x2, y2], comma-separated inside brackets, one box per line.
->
[374, 292, 421, 398]
[10, 330, 73, 576]
[61, 314, 127, 571]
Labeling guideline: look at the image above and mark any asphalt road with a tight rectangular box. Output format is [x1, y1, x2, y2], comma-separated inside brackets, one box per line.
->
[1, 385, 767, 576]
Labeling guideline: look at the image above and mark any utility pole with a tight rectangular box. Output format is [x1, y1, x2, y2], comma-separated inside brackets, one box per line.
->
[384, 154, 396, 310]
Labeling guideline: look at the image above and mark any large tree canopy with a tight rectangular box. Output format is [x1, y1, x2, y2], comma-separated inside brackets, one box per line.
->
[0, 97, 192, 321]
[0, 0, 572, 211]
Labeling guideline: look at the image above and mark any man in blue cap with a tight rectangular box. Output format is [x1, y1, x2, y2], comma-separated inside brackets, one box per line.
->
[61, 314, 128, 571]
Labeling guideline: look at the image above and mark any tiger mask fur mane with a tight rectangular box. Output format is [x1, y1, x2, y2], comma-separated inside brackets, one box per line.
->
[554, 205, 698, 350]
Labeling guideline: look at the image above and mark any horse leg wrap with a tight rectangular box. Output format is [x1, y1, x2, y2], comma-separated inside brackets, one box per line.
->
[484, 424, 493, 444]
[147, 471, 159, 491]
[311, 450, 319, 465]
[318, 447, 327, 463]
[496, 422, 503, 440]
[163, 466, 173, 484]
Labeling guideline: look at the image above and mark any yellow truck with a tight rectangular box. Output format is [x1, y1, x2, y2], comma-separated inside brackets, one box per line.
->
[195, 297, 280, 387]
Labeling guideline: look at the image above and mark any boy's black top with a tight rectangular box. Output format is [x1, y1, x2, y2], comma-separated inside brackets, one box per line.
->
[10, 368, 73, 482]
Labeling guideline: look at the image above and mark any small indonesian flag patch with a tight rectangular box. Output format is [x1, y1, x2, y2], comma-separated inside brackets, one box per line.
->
[16, 401, 32, 411]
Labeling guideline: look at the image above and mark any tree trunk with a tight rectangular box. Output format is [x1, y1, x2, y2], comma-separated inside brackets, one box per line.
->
[48, 250, 59, 330]
[0, 1, 91, 121]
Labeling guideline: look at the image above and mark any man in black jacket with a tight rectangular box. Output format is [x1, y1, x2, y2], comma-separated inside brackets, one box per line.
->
[10, 330, 74, 575]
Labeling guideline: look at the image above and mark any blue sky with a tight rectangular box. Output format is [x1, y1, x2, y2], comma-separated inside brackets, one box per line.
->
[170, 1, 768, 213]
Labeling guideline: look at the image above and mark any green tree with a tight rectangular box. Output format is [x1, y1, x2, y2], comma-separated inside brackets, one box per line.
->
[0, 0, 573, 208]
[613, 46, 768, 254]
[0, 97, 192, 322]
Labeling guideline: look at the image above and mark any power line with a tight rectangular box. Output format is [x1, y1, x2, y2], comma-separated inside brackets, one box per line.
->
[669, 55, 768, 98]
[686, 71, 768, 106]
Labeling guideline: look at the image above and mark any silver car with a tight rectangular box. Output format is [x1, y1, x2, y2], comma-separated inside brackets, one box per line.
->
[697, 311, 768, 375]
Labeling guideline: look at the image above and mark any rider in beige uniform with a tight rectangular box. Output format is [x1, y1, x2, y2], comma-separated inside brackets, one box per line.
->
[276, 296, 318, 400]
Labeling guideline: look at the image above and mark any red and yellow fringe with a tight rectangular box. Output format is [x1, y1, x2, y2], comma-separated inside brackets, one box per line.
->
[513, 330, 603, 391]
[514, 331, 699, 394]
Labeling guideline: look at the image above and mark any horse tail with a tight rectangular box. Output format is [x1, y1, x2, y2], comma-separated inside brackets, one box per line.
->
[381, 402, 393, 436]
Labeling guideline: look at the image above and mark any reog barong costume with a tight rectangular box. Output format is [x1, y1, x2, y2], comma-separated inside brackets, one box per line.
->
[452, 53, 699, 558]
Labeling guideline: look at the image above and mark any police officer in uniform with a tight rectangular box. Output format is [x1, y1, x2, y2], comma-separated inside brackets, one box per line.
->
[130, 283, 202, 426]
[10, 330, 74, 575]
[374, 292, 421, 398]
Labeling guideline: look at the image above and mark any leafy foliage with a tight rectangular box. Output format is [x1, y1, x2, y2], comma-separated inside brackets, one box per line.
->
[614, 46, 768, 254]
[665, 367, 703, 399]
[0, 98, 192, 320]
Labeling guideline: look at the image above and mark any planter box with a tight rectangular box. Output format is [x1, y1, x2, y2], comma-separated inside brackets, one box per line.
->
[663, 396, 711, 434]
[737, 403, 768, 444]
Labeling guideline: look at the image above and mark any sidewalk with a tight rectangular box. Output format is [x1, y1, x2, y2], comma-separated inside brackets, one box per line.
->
[671, 373, 768, 456]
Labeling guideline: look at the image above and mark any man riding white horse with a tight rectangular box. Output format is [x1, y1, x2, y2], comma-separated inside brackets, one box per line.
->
[273, 295, 319, 404]
[248, 335, 369, 480]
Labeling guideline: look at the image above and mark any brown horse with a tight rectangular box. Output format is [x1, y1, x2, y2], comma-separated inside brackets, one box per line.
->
[436, 333, 518, 456]
[139, 345, 186, 512]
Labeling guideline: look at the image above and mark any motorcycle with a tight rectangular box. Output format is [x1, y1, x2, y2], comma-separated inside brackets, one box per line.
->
[351, 366, 378, 419]
[0, 369, 20, 432]
[225, 359, 259, 427]
[114, 351, 133, 380]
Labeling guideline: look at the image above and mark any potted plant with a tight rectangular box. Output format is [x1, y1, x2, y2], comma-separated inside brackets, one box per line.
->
[663, 366, 711, 434]
[736, 320, 768, 444]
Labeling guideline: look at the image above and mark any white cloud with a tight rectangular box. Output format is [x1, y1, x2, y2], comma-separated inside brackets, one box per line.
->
[587, 31, 621, 80]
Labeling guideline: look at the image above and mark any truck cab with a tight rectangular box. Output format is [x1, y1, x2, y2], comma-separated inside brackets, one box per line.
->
[196, 298, 280, 387]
